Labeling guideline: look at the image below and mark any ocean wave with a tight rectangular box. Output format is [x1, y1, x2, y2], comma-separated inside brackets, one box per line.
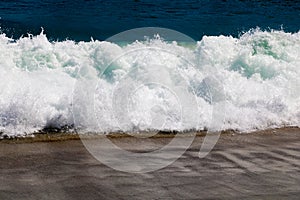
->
[0, 28, 300, 137]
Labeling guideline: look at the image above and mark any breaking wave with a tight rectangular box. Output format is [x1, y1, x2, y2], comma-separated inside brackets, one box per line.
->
[0, 28, 300, 137]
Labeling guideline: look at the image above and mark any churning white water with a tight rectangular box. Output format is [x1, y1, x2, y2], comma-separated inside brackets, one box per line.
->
[0, 29, 300, 137]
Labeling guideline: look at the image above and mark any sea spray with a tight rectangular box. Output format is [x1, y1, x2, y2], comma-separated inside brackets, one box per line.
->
[0, 29, 300, 137]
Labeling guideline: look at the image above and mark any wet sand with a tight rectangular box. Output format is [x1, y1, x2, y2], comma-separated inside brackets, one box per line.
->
[0, 128, 300, 199]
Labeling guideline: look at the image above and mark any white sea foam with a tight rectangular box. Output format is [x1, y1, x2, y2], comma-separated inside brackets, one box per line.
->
[0, 29, 299, 137]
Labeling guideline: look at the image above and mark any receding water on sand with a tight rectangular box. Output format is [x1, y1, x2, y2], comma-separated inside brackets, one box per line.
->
[0, 127, 299, 199]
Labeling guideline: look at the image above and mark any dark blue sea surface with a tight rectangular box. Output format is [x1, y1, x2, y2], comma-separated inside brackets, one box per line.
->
[0, 0, 299, 41]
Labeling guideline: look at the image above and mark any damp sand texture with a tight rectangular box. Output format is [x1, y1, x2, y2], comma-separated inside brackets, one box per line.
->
[0, 128, 300, 200]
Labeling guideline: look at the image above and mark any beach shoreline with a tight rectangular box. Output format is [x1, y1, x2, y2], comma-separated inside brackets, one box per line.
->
[0, 127, 299, 199]
[1, 126, 299, 143]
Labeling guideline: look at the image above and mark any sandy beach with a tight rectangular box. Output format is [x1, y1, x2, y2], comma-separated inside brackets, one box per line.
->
[0, 128, 299, 199]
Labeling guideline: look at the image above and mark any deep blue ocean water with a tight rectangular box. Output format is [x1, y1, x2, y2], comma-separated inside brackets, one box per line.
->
[1, 0, 300, 41]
